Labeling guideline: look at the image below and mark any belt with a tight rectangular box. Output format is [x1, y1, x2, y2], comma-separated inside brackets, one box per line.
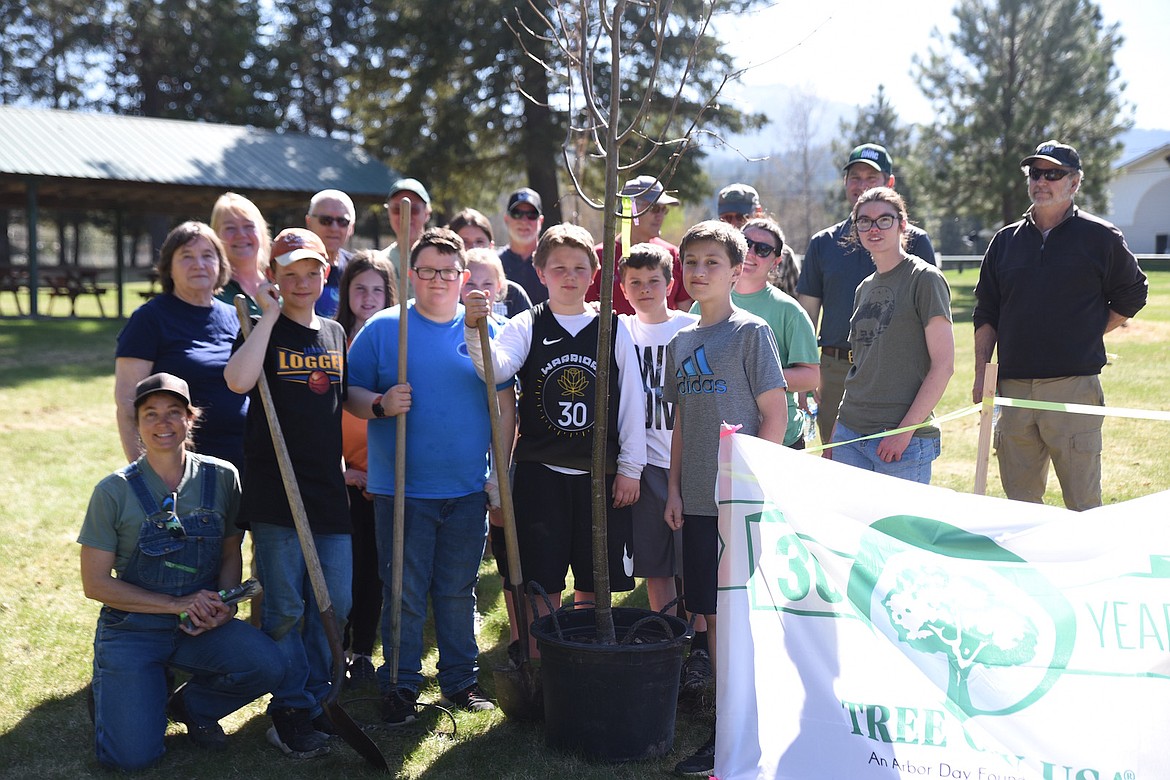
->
[821, 346, 853, 362]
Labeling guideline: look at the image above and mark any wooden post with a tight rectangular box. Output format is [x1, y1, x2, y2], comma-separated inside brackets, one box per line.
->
[973, 362, 999, 495]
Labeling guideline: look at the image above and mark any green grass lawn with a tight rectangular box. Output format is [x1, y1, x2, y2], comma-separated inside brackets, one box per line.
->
[1, 272, 1167, 777]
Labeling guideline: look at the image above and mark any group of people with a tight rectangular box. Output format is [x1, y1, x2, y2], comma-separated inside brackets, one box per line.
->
[79, 136, 1147, 776]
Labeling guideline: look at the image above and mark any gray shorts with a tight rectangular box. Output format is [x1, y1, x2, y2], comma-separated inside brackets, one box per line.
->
[629, 465, 682, 578]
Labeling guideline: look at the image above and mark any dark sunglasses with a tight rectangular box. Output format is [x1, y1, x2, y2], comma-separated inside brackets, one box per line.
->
[161, 493, 187, 540]
[1027, 168, 1073, 182]
[743, 238, 778, 258]
[508, 208, 540, 221]
[312, 214, 352, 227]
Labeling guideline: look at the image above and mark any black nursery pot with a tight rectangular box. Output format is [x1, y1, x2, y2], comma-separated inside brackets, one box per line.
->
[531, 606, 691, 763]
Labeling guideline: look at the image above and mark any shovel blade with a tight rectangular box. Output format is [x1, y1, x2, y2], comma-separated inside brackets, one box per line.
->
[493, 662, 543, 721]
[322, 699, 391, 772]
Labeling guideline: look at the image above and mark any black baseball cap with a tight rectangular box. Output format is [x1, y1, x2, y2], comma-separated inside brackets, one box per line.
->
[1020, 140, 1082, 171]
[134, 373, 191, 408]
[507, 187, 543, 215]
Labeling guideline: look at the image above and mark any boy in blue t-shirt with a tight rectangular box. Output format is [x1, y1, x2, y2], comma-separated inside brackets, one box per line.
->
[664, 220, 788, 776]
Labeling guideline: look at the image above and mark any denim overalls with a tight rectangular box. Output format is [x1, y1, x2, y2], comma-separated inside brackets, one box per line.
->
[90, 458, 283, 770]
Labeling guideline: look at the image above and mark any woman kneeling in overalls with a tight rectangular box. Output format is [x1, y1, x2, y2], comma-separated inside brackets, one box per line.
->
[80, 372, 286, 770]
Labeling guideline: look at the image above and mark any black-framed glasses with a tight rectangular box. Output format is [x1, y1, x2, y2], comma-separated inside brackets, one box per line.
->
[413, 266, 462, 281]
[161, 493, 186, 540]
[744, 238, 778, 258]
[508, 207, 540, 221]
[855, 214, 898, 232]
[1027, 168, 1073, 181]
[311, 214, 351, 227]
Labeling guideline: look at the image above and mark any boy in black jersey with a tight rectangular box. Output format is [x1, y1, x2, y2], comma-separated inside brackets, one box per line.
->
[463, 224, 646, 650]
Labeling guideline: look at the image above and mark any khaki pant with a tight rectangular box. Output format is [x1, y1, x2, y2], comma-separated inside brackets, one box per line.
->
[995, 375, 1104, 511]
[816, 353, 852, 445]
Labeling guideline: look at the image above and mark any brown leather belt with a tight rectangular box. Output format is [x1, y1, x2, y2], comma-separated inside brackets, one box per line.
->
[821, 346, 853, 362]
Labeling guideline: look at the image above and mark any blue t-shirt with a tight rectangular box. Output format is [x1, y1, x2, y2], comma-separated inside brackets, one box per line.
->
[116, 294, 248, 467]
[348, 303, 504, 499]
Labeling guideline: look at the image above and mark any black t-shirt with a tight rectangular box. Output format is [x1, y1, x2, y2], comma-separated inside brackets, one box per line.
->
[514, 304, 619, 472]
[237, 314, 350, 534]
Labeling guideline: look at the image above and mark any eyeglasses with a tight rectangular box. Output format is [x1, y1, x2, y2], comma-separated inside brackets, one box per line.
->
[647, 205, 669, 216]
[161, 493, 187, 540]
[311, 214, 351, 228]
[413, 266, 462, 281]
[719, 213, 748, 226]
[855, 214, 898, 232]
[1027, 168, 1073, 181]
[744, 238, 778, 258]
[508, 208, 540, 221]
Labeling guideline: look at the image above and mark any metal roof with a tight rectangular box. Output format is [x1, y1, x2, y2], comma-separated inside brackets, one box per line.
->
[0, 106, 399, 213]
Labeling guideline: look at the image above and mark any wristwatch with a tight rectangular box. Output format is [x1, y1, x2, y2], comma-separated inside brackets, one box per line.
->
[372, 394, 386, 418]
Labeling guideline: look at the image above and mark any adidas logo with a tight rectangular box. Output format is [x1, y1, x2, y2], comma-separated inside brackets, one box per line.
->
[675, 345, 727, 395]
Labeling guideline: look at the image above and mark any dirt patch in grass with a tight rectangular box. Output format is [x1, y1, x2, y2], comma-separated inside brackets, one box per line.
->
[1106, 318, 1170, 343]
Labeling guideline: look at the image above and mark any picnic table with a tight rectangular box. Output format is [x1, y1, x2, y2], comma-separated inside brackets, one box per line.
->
[41, 267, 111, 317]
[0, 265, 30, 315]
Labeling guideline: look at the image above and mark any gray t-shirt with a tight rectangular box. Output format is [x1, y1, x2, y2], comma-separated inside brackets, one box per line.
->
[664, 308, 786, 517]
[838, 256, 952, 438]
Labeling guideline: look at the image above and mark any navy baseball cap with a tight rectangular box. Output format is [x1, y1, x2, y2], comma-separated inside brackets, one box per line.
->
[843, 143, 893, 175]
[620, 175, 680, 206]
[507, 187, 543, 215]
[1021, 140, 1082, 171]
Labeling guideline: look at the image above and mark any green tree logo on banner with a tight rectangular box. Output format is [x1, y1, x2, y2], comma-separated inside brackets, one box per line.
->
[847, 516, 1076, 718]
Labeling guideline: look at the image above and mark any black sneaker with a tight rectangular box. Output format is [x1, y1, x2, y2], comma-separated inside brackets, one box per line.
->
[267, 707, 330, 759]
[674, 731, 716, 776]
[441, 682, 496, 713]
[347, 655, 378, 687]
[381, 688, 419, 726]
[680, 649, 713, 698]
[166, 685, 226, 752]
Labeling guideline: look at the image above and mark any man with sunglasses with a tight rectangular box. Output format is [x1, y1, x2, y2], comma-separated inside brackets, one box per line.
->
[973, 140, 1147, 511]
[306, 189, 357, 317]
[588, 174, 692, 314]
[796, 143, 936, 445]
[499, 187, 548, 305]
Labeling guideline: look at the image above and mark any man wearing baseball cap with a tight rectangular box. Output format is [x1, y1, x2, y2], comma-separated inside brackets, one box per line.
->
[797, 143, 937, 445]
[716, 183, 763, 227]
[499, 186, 548, 304]
[588, 174, 691, 313]
[225, 226, 352, 756]
[973, 140, 1147, 510]
[382, 178, 432, 298]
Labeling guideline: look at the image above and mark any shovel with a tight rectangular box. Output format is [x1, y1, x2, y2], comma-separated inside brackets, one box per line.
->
[235, 297, 389, 773]
[478, 318, 543, 720]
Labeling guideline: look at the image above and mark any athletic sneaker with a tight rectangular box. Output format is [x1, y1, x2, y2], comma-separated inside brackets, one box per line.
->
[166, 685, 226, 751]
[680, 649, 713, 697]
[381, 688, 419, 726]
[347, 655, 378, 687]
[267, 707, 330, 759]
[674, 730, 716, 776]
[441, 683, 496, 712]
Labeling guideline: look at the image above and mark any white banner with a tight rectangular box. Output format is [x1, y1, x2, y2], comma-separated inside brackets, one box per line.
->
[715, 429, 1170, 780]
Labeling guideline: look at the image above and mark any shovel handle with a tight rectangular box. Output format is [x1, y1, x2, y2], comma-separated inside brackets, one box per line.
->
[388, 197, 413, 688]
[478, 319, 531, 655]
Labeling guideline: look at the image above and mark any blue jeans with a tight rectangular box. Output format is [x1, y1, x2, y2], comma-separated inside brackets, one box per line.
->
[831, 421, 941, 485]
[374, 492, 487, 696]
[250, 522, 352, 713]
[91, 610, 284, 770]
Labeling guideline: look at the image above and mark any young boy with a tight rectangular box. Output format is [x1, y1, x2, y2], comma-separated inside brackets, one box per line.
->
[463, 224, 646, 630]
[617, 243, 697, 614]
[224, 228, 351, 760]
[691, 216, 819, 449]
[664, 220, 788, 776]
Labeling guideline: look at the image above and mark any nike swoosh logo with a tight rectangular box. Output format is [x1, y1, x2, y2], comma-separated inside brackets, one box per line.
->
[542, 337, 563, 345]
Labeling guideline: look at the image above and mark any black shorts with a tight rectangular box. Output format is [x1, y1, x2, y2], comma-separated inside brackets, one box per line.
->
[511, 461, 635, 595]
[681, 514, 718, 615]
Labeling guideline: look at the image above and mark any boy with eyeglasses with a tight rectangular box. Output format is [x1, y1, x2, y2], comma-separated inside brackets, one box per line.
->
[305, 189, 357, 318]
[346, 227, 511, 723]
[499, 187, 547, 305]
[464, 223, 646, 649]
[588, 174, 692, 314]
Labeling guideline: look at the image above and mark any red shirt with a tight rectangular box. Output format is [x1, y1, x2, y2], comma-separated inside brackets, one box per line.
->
[587, 236, 689, 315]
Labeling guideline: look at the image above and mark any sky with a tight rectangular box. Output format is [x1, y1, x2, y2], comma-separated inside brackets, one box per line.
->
[721, 0, 1170, 130]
